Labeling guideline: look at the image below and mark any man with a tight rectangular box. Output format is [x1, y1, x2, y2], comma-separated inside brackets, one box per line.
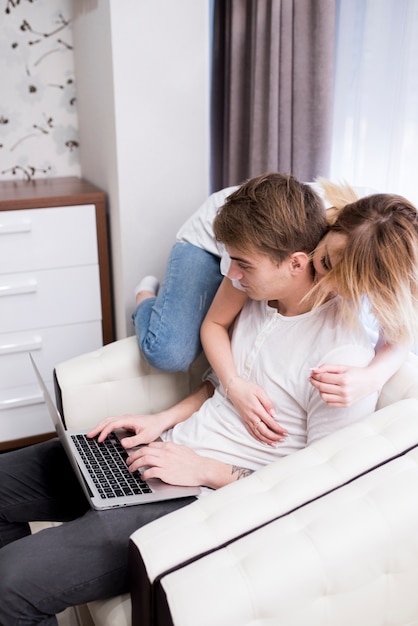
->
[0, 173, 377, 625]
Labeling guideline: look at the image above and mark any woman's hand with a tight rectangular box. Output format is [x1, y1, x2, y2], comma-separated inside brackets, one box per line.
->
[309, 364, 378, 407]
[87, 413, 168, 449]
[226, 377, 287, 446]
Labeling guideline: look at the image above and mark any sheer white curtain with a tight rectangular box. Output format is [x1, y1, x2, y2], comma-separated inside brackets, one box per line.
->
[330, 0, 418, 206]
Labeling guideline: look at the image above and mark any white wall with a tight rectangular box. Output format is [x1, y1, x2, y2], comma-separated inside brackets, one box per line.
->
[72, 0, 210, 337]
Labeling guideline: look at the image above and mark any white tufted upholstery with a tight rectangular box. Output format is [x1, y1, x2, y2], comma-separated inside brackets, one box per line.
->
[54, 336, 207, 430]
[130, 401, 418, 579]
[53, 339, 418, 626]
[156, 444, 418, 626]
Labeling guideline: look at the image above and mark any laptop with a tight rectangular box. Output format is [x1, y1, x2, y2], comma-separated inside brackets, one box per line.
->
[30, 353, 200, 510]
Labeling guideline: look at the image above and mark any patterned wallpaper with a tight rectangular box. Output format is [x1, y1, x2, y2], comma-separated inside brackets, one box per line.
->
[0, 0, 81, 181]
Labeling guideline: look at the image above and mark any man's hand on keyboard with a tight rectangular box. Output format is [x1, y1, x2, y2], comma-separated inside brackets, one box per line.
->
[87, 412, 171, 449]
[88, 381, 214, 451]
[125, 441, 217, 487]
[126, 440, 252, 490]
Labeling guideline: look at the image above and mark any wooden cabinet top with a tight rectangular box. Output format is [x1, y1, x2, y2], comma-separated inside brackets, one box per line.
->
[0, 177, 106, 211]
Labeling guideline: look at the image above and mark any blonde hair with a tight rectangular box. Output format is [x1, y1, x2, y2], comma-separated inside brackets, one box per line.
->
[314, 180, 418, 346]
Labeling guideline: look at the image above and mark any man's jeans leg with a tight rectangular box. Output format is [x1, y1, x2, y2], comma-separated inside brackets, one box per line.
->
[0, 439, 89, 549]
[133, 242, 223, 372]
[0, 440, 195, 625]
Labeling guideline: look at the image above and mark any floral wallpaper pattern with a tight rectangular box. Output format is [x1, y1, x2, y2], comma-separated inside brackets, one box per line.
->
[0, 0, 81, 181]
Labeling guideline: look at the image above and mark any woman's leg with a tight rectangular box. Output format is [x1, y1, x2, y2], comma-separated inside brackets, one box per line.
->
[132, 242, 223, 372]
[0, 440, 195, 625]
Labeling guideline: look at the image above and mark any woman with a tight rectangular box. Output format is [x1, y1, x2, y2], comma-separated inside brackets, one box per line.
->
[200, 179, 418, 445]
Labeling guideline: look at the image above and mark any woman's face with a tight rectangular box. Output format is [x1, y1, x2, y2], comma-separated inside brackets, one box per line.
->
[312, 231, 347, 279]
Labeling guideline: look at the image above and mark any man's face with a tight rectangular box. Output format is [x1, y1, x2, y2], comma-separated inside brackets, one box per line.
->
[312, 231, 347, 279]
[225, 245, 290, 301]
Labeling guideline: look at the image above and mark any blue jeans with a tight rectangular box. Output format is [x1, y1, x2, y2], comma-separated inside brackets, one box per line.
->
[132, 242, 223, 372]
[0, 439, 195, 625]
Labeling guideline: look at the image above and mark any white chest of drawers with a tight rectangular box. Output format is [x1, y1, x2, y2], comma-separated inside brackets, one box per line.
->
[0, 177, 114, 450]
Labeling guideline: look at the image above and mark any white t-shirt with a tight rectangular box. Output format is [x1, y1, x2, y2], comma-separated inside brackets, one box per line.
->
[161, 297, 377, 473]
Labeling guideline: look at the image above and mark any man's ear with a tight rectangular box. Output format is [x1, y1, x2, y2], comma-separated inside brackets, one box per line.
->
[289, 252, 310, 273]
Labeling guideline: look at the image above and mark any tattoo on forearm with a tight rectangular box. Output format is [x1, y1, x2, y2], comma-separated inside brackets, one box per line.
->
[231, 466, 254, 480]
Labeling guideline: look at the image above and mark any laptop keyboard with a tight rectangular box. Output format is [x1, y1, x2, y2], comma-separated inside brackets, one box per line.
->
[71, 433, 152, 500]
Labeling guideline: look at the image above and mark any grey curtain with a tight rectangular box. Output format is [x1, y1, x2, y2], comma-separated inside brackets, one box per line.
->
[211, 0, 336, 190]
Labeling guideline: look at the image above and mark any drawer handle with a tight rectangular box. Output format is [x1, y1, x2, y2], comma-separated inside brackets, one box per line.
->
[0, 279, 38, 296]
[0, 219, 32, 234]
[0, 336, 43, 355]
[0, 392, 44, 410]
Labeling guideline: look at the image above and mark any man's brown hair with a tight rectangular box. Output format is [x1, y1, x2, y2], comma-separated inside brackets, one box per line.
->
[213, 172, 327, 264]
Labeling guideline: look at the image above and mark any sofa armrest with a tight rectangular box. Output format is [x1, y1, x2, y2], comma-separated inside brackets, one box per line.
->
[129, 399, 418, 625]
[54, 336, 208, 430]
[154, 443, 418, 626]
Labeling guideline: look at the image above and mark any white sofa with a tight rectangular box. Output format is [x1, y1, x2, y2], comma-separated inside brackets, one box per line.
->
[53, 336, 418, 626]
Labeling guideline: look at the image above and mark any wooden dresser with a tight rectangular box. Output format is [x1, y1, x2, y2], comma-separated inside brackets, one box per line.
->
[0, 177, 114, 450]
